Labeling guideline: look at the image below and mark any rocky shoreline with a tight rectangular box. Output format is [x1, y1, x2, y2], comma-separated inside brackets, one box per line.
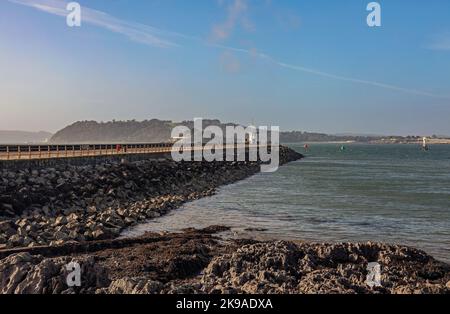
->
[0, 226, 449, 294]
[0, 146, 302, 249]
[1, 146, 449, 294]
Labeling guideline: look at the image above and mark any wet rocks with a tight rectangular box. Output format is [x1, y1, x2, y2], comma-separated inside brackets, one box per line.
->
[0, 253, 110, 294]
[0, 227, 448, 294]
[0, 146, 302, 249]
[102, 277, 163, 294]
[201, 241, 450, 294]
[0, 252, 42, 294]
[202, 241, 301, 294]
[0, 221, 15, 239]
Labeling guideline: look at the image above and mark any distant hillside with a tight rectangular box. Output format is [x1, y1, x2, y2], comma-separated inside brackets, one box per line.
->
[49, 119, 238, 144]
[0, 130, 52, 144]
[50, 120, 173, 143]
[50, 119, 386, 144]
[280, 131, 380, 143]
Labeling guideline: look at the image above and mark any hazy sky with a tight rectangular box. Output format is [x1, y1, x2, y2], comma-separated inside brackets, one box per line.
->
[1, 0, 450, 135]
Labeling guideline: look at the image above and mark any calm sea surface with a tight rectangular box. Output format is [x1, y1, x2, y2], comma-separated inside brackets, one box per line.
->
[123, 144, 450, 262]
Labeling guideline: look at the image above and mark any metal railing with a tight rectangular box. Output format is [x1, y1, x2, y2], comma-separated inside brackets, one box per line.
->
[0, 143, 174, 161]
[0, 142, 260, 161]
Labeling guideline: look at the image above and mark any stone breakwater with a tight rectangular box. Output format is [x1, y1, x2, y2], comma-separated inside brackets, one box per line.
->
[2, 146, 448, 295]
[0, 146, 303, 249]
[0, 227, 448, 294]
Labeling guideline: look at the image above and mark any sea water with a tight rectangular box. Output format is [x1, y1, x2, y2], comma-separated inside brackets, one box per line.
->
[123, 144, 450, 262]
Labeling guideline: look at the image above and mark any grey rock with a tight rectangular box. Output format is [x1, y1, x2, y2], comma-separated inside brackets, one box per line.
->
[106, 277, 163, 294]
[1, 147, 301, 250]
[201, 241, 449, 294]
[0, 253, 110, 294]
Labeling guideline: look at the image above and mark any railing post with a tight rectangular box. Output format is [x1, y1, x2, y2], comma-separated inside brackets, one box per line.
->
[48, 145, 50, 158]
[18, 146, 21, 159]
[29, 146, 31, 159]
[6, 146, 9, 160]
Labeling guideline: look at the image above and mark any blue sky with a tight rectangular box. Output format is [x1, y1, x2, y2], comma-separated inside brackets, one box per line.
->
[1, 0, 450, 135]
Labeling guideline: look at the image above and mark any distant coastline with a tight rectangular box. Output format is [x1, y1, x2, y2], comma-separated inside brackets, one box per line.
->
[294, 139, 450, 145]
[1, 119, 449, 145]
[369, 138, 450, 145]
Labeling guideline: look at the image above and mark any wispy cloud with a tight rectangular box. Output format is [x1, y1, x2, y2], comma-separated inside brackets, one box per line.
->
[207, 44, 450, 100]
[211, 0, 251, 41]
[8, 0, 450, 100]
[8, 0, 178, 48]
[428, 32, 450, 51]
